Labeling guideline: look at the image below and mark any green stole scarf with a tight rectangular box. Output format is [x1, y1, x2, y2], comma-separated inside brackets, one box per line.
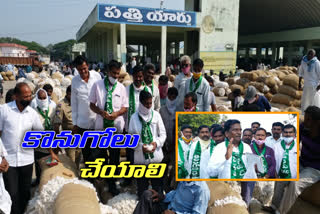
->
[189, 76, 203, 93]
[178, 138, 191, 178]
[37, 107, 52, 130]
[225, 139, 247, 179]
[104, 77, 118, 128]
[138, 111, 154, 160]
[128, 83, 148, 124]
[278, 140, 295, 178]
[190, 139, 216, 178]
[253, 142, 268, 177]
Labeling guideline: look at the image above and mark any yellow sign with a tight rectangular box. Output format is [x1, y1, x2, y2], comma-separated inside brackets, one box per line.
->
[200, 52, 236, 71]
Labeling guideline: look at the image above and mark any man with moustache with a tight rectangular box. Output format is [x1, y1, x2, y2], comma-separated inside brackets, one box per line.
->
[207, 120, 255, 179]
[265, 122, 284, 150]
[242, 128, 253, 145]
[183, 92, 197, 112]
[143, 63, 160, 112]
[187, 125, 217, 179]
[211, 125, 225, 145]
[0, 83, 43, 214]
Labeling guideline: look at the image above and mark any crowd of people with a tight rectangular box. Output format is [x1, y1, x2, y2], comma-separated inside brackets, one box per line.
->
[0, 51, 319, 214]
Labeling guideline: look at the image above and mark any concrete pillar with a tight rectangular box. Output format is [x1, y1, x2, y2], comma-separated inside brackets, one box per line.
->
[271, 44, 277, 67]
[120, 24, 127, 64]
[184, 32, 188, 55]
[113, 26, 119, 62]
[304, 40, 313, 55]
[287, 42, 293, 66]
[256, 46, 262, 60]
[161, 26, 167, 75]
[175, 41, 180, 58]
[245, 47, 249, 60]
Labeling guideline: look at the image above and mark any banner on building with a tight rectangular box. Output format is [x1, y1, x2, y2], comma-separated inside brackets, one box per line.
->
[98, 4, 196, 28]
[200, 52, 237, 72]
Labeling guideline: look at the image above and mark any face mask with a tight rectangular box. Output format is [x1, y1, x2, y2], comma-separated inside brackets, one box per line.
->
[192, 72, 202, 79]
[283, 137, 295, 144]
[254, 138, 266, 146]
[20, 100, 31, 107]
[184, 106, 195, 112]
[182, 67, 191, 75]
[138, 103, 151, 116]
[37, 99, 49, 111]
[166, 98, 177, 108]
[109, 76, 117, 85]
[181, 132, 192, 143]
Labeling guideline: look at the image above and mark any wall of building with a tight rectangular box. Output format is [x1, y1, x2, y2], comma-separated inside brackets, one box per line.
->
[0, 47, 28, 57]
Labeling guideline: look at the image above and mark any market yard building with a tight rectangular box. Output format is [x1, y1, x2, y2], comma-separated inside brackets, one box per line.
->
[76, 0, 240, 74]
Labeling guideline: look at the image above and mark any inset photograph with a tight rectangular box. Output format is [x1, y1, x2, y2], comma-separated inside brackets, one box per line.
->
[176, 112, 299, 181]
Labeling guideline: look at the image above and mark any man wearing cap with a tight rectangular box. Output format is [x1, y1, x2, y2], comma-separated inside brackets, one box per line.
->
[244, 86, 271, 112]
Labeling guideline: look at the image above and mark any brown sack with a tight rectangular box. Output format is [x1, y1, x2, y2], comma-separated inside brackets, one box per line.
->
[213, 87, 226, 97]
[270, 85, 279, 94]
[284, 107, 300, 112]
[264, 92, 273, 101]
[300, 181, 320, 207]
[264, 76, 276, 88]
[236, 78, 250, 88]
[288, 197, 320, 214]
[39, 154, 78, 191]
[240, 72, 258, 81]
[249, 82, 264, 92]
[54, 183, 100, 214]
[206, 181, 248, 214]
[271, 93, 294, 106]
[0, 71, 6, 77]
[230, 84, 244, 94]
[278, 85, 303, 99]
[3, 76, 9, 81]
[292, 99, 301, 108]
[226, 78, 236, 86]
[283, 74, 300, 89]
[5, 71, 13, 76]
[9, 76, 15, 81]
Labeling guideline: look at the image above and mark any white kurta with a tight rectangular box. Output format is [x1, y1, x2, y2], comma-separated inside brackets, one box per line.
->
[265, 136, 282, 150]
[184, 77, 210, 112]
[207, 141, 256, 179]
[299, 59, 320, 112]
[178, 139, 193, 166]
[174, 73, 192, 111]
[147, 82, 161, 112]
[186, 141, 214, 178]
[0, 139, 11, 214]
[274, 140, 298, 179]
[128, 110, 166, 165]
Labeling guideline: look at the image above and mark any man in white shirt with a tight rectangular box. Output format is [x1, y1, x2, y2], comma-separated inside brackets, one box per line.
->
[177, 125, 193, 179]
[174, 55, 192, 111]
[0, 139, 11, 214]
[71, 55, 101, 172]
[205, 76, 217, 111]
[143, 64, 160, 112]
[0, 83, 43, 214]
[298, 49, 320, 113]
[265, 122, 284, 150]
[184, 59, 210, 112]
[128, 90, 166, 199]
[187, 125, 217, 179]
[207, 119, 256, 179]
[89, 60, 128, 196]
[264, 124, 298, 214]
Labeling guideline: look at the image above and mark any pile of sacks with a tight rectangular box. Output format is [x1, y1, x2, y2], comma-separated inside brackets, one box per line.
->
[211, 75, 232, 97]
[271, 73, 303, 109]
[1, 70, 16, 81]
[227, 66, 300, 104]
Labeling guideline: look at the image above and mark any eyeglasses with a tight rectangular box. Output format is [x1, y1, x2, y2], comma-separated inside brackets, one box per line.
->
[181, 64, 190, 68]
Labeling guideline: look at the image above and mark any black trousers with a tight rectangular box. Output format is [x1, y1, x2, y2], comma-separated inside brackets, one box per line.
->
[136, 177, 163, 200]
[34, 151, 50, 183]
[133, 190, 168, 214]
[3, 164, 33, 214]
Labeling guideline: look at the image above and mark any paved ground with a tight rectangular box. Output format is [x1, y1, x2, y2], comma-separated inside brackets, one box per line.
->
[1, 80, 16, 104]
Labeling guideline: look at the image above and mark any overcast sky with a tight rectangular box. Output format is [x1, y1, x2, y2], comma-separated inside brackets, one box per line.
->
[1, 0, 184, 46]
[223, 114, 297, 133]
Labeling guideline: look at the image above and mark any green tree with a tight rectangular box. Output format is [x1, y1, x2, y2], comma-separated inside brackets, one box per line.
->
[178, 114, 221, 135]
[50, 39, 76, 61]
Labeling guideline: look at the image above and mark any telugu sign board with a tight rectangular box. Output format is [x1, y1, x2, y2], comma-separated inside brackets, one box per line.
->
[200, 52, 237, 72]
[98, 4, 197, 27]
